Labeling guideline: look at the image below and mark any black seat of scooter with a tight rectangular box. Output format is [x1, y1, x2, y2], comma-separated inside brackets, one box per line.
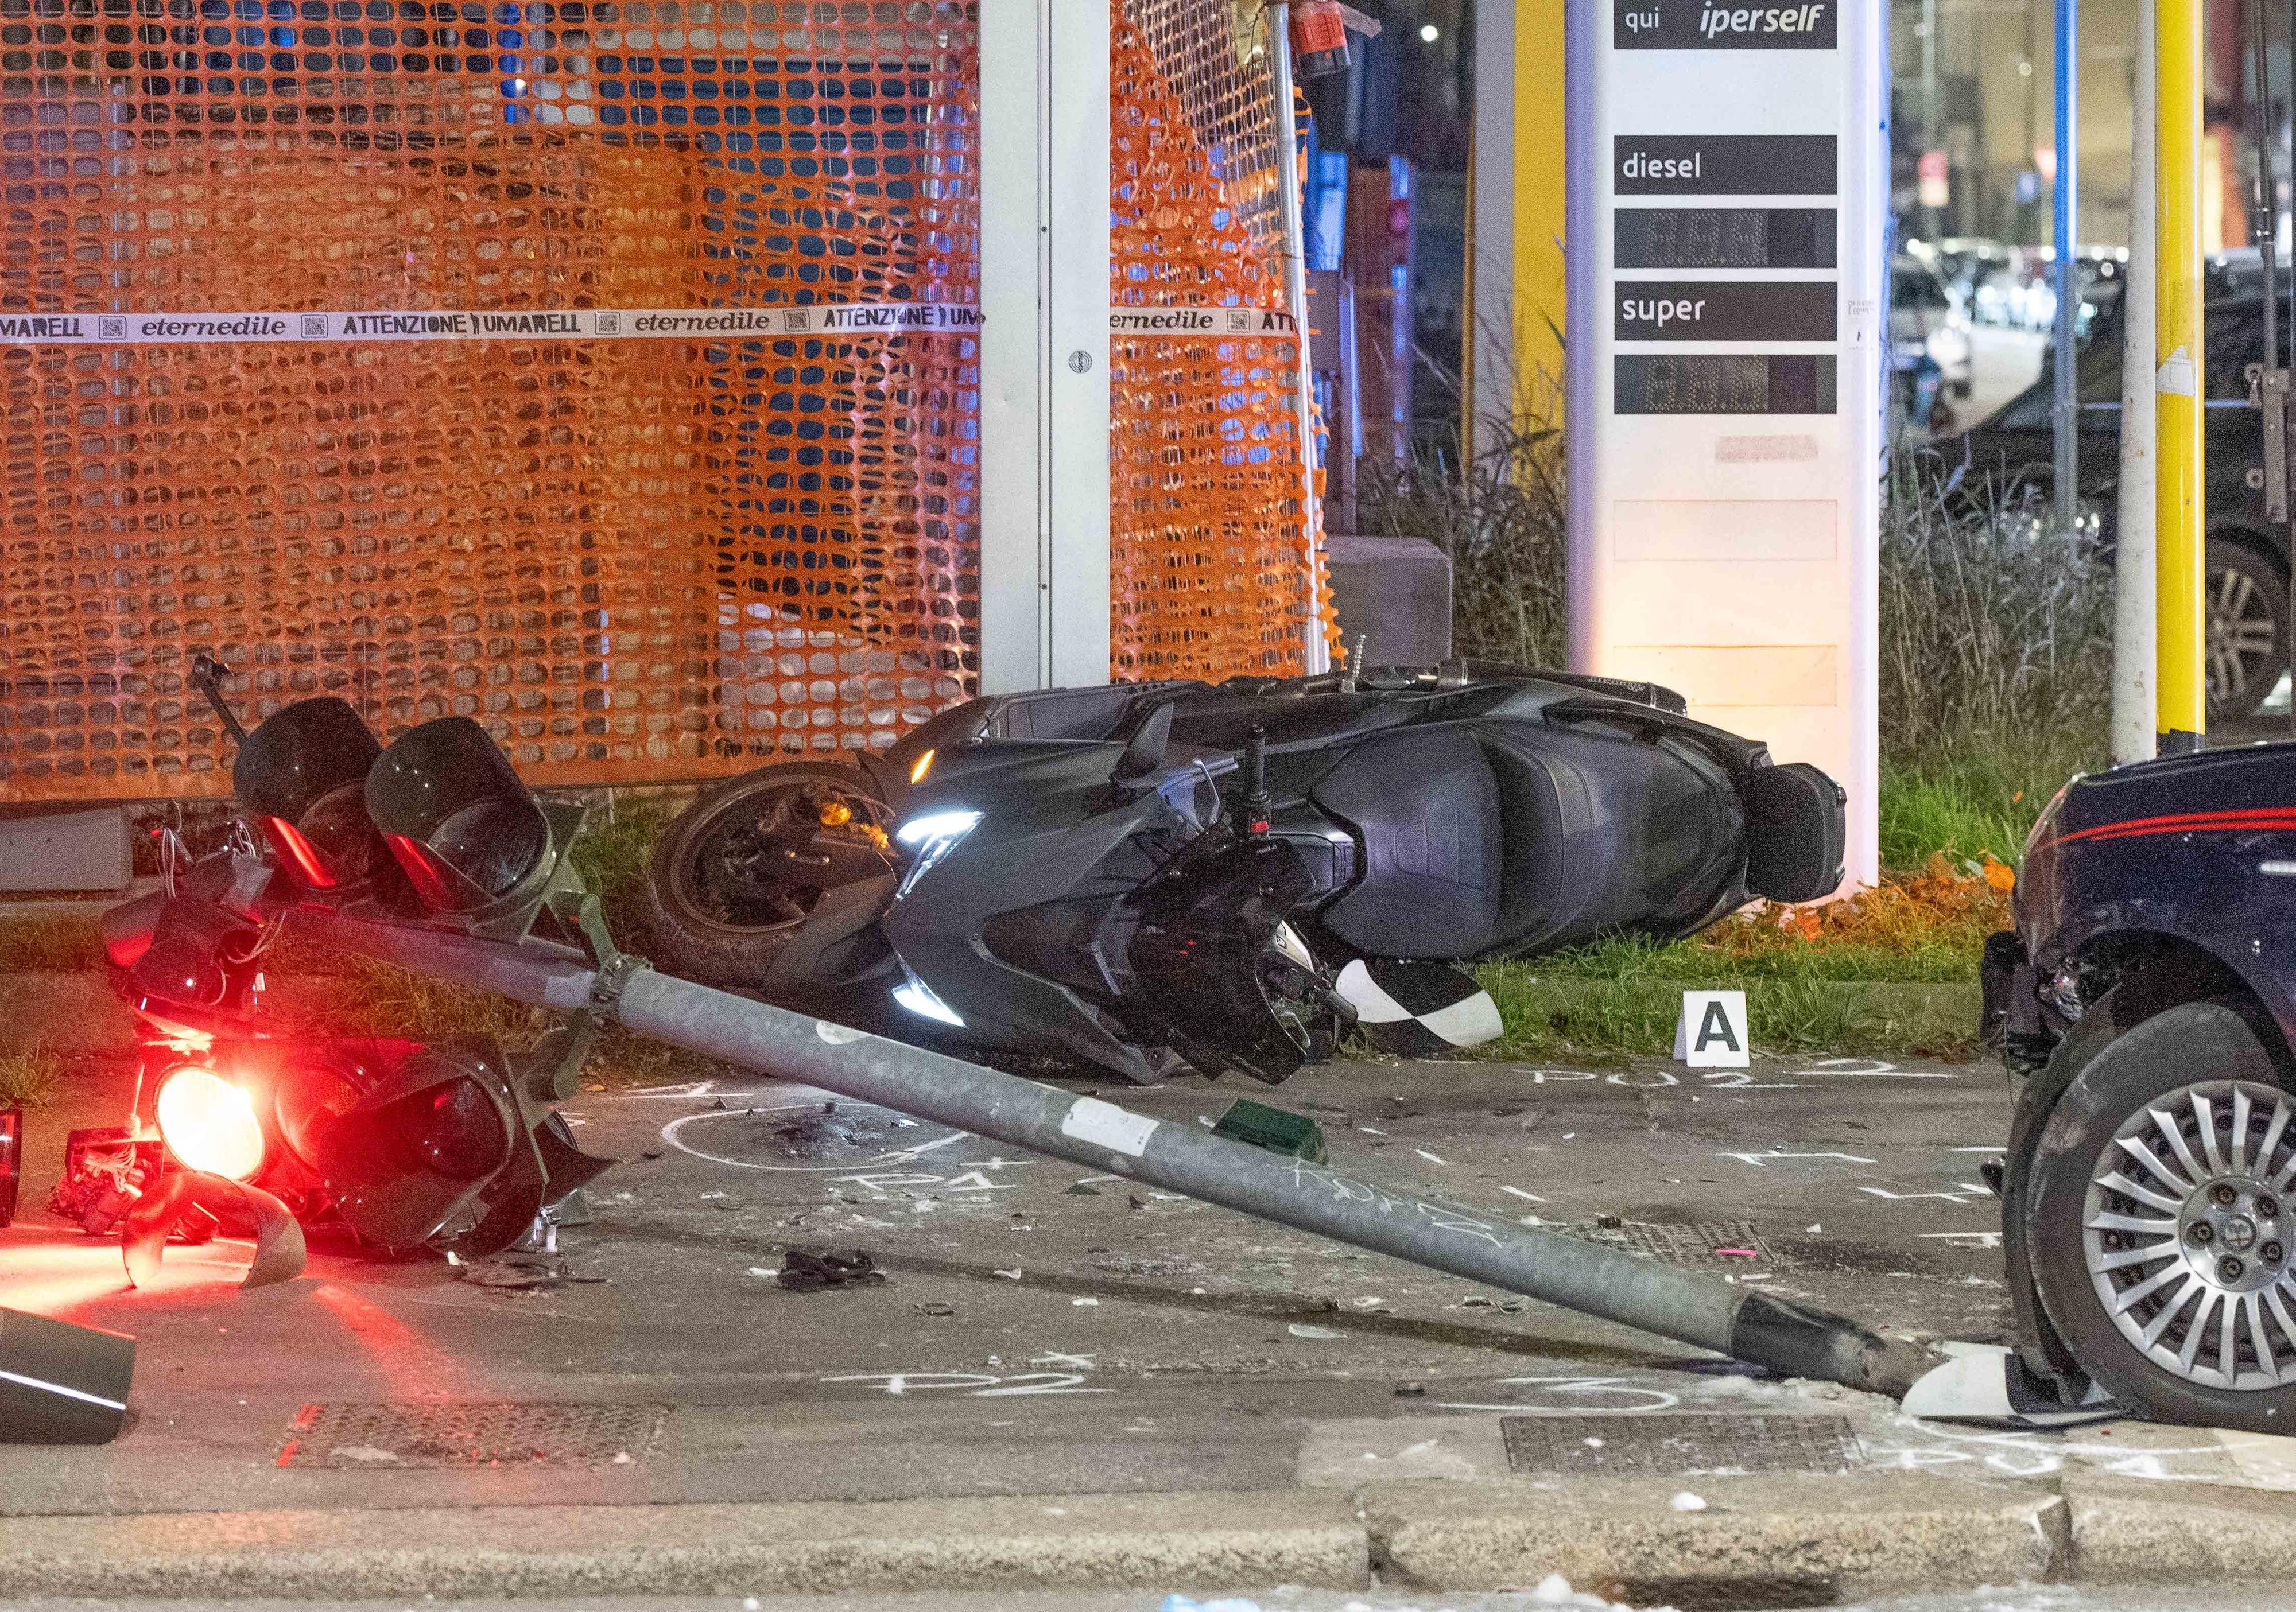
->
[1313, 727, 1503, 958]
[100, 891, 168, 970]
[1479, 732, 1595, 951]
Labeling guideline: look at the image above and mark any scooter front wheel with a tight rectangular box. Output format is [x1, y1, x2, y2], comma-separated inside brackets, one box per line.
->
[641, 762, 896, 988]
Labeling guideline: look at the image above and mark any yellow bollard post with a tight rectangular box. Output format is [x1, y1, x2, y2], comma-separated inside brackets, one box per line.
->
[2155, 0, 2206, 753]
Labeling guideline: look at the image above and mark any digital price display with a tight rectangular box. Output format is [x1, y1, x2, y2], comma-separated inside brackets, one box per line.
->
[1614, 355, 1836, 415]
[1614, 208, 1835, 270]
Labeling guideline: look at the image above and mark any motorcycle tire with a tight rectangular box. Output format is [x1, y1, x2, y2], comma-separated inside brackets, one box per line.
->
[641, 761, 896, 989]
[2025, 997, 2296, 1432]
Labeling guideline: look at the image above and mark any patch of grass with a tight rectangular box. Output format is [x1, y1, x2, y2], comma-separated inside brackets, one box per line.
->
[288, 957, 544, 1045]
[568, 792, 678, 904]
[0, 1046, 64, 1106]
[1476, 967, 1980, 1064]
[1471, 849, 2014, 1061]
[1881, 742, 2096, 871]
[0, 914, 105, 972]
[563, 789, 683, 954]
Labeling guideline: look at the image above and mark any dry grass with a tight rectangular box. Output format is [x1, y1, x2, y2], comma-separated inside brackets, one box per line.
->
[0, 914, 105, 973]
[0, 1046, 63, 1106]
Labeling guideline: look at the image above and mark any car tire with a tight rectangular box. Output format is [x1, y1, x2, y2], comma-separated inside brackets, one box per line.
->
[640, 762, 895, 989]
[2205, 539, 2289, 723]
[2026, 998, 2296, 1431]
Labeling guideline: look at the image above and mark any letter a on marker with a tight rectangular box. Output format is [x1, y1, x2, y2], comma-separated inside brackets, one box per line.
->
[1674, 990, 1750, 1069]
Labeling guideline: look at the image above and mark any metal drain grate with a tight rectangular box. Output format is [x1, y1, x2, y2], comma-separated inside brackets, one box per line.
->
[278, 1403, 669, 1469]
[1501, 1413, 1860, 1476]
[1568, 1219, 1781, 1267]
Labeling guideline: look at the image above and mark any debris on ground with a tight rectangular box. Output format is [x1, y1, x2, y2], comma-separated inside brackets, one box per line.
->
[774, 1247, 885, 1292]
[1211, 1098, 1328, 1162]
[455, 1256, 605, 1292]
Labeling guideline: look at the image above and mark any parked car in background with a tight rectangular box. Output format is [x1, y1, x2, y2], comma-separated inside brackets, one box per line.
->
[1911, 235, 2015, 320]
[1893, 255, 1973, 403]
[1966, 244, 2127, 333]
[1942, 254, 2290, 720]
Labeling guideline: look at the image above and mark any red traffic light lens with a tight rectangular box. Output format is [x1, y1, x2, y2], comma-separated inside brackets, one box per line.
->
[153, 1066, 266, 1182]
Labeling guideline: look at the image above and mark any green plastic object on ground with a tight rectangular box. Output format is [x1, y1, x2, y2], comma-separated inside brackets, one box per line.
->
[1212, 1098, 1328, 1163]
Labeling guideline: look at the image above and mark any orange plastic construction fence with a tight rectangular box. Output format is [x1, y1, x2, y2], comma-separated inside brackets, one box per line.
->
[1108, 0, 1318, 683]
[1, 0, 1314, 804]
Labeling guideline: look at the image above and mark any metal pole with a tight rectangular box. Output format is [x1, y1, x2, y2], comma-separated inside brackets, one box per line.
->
[2115, 0, 2159, 765]
[2052, 0, 2081, 536]
[1269, 1, 1332, 674]
[2158, 0, 2208, 753]
[294, 910, 1944, 1399]
[1923, 0, 1941, 238]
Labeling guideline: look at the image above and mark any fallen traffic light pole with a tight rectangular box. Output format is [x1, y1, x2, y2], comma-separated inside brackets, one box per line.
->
[293, 907, 1949, 1400]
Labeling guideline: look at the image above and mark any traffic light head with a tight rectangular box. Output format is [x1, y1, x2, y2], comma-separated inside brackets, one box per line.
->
[365, 717, 585, 938]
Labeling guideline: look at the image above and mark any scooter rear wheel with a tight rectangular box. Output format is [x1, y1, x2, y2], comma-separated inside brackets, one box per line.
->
[642, 762, 895, 988]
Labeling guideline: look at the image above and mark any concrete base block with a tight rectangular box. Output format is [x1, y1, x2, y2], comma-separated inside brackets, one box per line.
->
[1324, 535, 1453, 670]
[0, 807, 131, 894]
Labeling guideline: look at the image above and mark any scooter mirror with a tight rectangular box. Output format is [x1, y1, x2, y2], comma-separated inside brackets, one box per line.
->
[366, 717, 572, 930]
[1112, 701, 1176, 784]
[234, 697, 384, 892]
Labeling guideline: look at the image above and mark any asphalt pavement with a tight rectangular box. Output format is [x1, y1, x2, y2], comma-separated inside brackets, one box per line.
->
[9, 1048, 2031, 1520]
[14, 1045, 2296, 1603]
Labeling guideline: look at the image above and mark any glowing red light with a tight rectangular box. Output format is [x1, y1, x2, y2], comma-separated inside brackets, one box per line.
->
[153, 1066, 266, 1182]
[383, 833, 460, 910]
[263, 816, 338, 889]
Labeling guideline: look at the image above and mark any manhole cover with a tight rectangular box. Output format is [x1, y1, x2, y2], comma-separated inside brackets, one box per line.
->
[1569, 1219, 1781, 1267]
[277, 1403, 668, 1469]
[1500, 1413, 1859, 1475]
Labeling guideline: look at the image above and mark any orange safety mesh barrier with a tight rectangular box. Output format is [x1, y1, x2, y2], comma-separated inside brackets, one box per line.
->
[3, 0, 1321, 806]
[1108, 0, 1316, 681]
[2, 0, 979, 802]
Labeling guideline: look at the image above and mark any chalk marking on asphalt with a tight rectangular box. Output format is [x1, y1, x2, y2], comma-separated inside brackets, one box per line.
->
[1880, 1416, 2229, 1483]
[1415, 1149, 1449, 1165]
[662, 1106, 992, 1175]
[1500, 1186, 1546, 1203]
[1430, 1376, 1682, 1415]
[1949, 1145, 2010, 1152]
[824, 1372, 1111, 1397]
[1697, 1070, 1806, 1089]
[1919, 1231, 2004, 1248]
[1791, 1057, 1953, 1079]
[1859, 1186, 1989, 1206]
[1718, 1148, 1879, 1167]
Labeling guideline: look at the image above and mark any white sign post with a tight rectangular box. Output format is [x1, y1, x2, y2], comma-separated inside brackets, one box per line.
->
[1565, 0, 1884, 888]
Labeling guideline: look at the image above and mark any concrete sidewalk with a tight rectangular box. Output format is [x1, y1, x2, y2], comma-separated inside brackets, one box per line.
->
[2, 1471, 2293, 1602]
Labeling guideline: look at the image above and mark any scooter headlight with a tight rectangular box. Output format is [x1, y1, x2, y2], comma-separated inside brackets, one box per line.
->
[154, 1066, 266, 1182]
[893, 809, 983, 898]
[891, 964, 967, 1027]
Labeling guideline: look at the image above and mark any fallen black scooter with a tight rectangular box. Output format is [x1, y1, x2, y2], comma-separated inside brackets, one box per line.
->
[645, 663, 1847, 1085]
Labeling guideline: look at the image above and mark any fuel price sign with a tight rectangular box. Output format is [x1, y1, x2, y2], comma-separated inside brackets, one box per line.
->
[1565, 0, 1883, 886]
